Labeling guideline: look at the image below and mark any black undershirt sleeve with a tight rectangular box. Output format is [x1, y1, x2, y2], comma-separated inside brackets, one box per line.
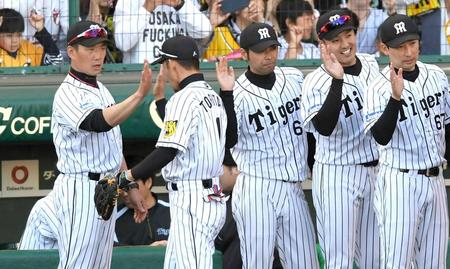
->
[223, 148, 237, 167]
[79, 109, 113, 132]
[370, 97, 401, 146]
[311, 78, 344, 136]
[306, 132, 316, 171]
[445, 124, 450, 161]
[220, 90, 238, 149]
[155, 99, 167, 119]
[131, 147, 178, 180]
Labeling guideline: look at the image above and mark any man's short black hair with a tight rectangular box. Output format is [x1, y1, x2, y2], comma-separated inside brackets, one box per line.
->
[173, 58, 200, 70]
[276, 0, 314, 36]
[0, 8, 25, 33]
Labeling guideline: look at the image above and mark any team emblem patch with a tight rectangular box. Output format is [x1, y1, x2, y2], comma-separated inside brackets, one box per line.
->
[164, 120, 178, 138]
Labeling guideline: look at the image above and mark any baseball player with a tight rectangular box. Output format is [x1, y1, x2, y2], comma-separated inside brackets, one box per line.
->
[32, 21, 151, 268]
[364, 14, 449, 268]
[118, 35, 227, 269]
[216, 22, 319, 269]
[114, 0, 212, 63]
[300, 9, 380, 269]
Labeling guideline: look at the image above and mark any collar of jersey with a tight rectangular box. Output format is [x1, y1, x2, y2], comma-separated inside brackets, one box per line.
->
[245, 67, 276, 90]
[69, 67, 99, 88]
[343, 56, 362, 76]
[178, 73, 204, 89]
[395, 64, 419, 82]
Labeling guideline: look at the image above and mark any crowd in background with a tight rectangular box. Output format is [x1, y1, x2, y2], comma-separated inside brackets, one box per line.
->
[0, 0, 449, 67]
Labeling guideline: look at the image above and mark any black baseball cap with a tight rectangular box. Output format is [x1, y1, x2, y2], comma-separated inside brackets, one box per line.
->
[67, 21, 109, 47]
[151, 35, 200, 65]
[240, 22, 280, 53]
[379, 14, 420, 48]
[316, 9, 356, 40]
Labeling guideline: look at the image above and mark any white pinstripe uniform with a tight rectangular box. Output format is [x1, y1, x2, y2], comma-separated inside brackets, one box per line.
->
[18, 193, 58, 250]
[231, 66, 318, 269]
[301, 54, 380, 269]
[158, 79, 227, 269]
[364, 61, 449, 268]
[36, 73, 123, 269]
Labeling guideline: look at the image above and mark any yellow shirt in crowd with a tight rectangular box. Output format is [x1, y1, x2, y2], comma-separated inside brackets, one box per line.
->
[0, 40, 43, 67]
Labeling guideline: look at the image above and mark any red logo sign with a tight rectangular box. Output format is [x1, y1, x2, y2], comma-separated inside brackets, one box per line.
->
[11, 166, 29, 184]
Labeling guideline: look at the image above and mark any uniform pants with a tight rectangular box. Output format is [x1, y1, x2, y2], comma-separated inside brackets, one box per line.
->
[232, 174, 319, 269]
[18, 193, 59, 250]
[164, 182, 226, 269]
[54, 175, 116, 269]
[375, 165, 449, 269]
[313, 163, 380, 269]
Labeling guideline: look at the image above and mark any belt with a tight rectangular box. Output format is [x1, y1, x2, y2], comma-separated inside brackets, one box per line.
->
[59, 171, 101, 181]
[88, 172, 100, 181]
[399, 166, 440, 177]
[169, 179, 212, 191]
[360, 160, 379, 167]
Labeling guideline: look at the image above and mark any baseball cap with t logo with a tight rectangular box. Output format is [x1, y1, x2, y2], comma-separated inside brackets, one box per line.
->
[379, 14, 420, 48]
[239, 22, 281, 52]
[151, 35, 200, 65]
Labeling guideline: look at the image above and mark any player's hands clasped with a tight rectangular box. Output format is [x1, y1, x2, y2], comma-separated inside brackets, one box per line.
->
[320, 42, 344, 80]
[216, 57, 235, 91]
[137, 59, 153, 98]
[390, 64, 403, 100]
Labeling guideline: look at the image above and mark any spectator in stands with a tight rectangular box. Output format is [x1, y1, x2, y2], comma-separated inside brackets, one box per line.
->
[114, 0, 212, 64]
[86, 0, 122, 63]
[115, 155, 170, 246]
[345, 0, 387, 54]
[203, 0, 266, 61]
[42, 0, 69, 62]
[276, 0, 320, 60]
[0, 8, 62, 67]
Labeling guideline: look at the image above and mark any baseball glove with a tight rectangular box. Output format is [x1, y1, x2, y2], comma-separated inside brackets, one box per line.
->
[94, 174, 119, 220]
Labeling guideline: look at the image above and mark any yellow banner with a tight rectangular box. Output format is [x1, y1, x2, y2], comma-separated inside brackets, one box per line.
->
[406, 0, 440, 17]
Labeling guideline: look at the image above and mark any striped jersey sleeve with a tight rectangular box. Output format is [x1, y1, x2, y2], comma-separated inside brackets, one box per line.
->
[363, 66, 391, 132]
[53, 75, 108, 131]
[300, 66, 332, 133]
[156, 89, 199, 152]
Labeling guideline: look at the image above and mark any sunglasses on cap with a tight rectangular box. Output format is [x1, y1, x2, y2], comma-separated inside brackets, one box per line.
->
[68, 26, 108, 46]
[319, 15, 351, 34]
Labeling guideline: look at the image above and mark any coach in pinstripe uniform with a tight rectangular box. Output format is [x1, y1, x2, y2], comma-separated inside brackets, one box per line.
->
[217, 22, 319, 269]
[35, 21, 151, 269]
[301, 9, 381, 269]
[364, 14, 449, 268]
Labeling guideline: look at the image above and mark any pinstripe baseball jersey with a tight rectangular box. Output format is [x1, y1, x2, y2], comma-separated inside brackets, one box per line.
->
[231, 66, 308, 182]
[301, 54, 379, 165]
[51, 74, 123, 176]
[156, 80, 227, 182]
[364, 61, 450, 169]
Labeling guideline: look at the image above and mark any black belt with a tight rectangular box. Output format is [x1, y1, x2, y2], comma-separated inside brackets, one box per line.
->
[399, 166, 440, 177]
[88, 172, 100, 181]
[59, 171, 100, 181]
[360, 160, 379, 167]
[169, 179, 212, 191]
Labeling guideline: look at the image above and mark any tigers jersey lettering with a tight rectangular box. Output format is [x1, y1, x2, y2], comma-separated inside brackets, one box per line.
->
[301, 54, 379, 165]
[364, 61, 450, 169]
[231, 66, 308, 182]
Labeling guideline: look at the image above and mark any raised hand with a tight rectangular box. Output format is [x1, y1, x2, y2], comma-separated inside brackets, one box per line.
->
[215, 56, 235, 91]
[320, 42, 343, 80]
[210, 0, 231, 27]
[153, 65, 166, 100]
[390, 64, 403, 100]
[29, 12, 45, 32]
[137, 59, 153, 98]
